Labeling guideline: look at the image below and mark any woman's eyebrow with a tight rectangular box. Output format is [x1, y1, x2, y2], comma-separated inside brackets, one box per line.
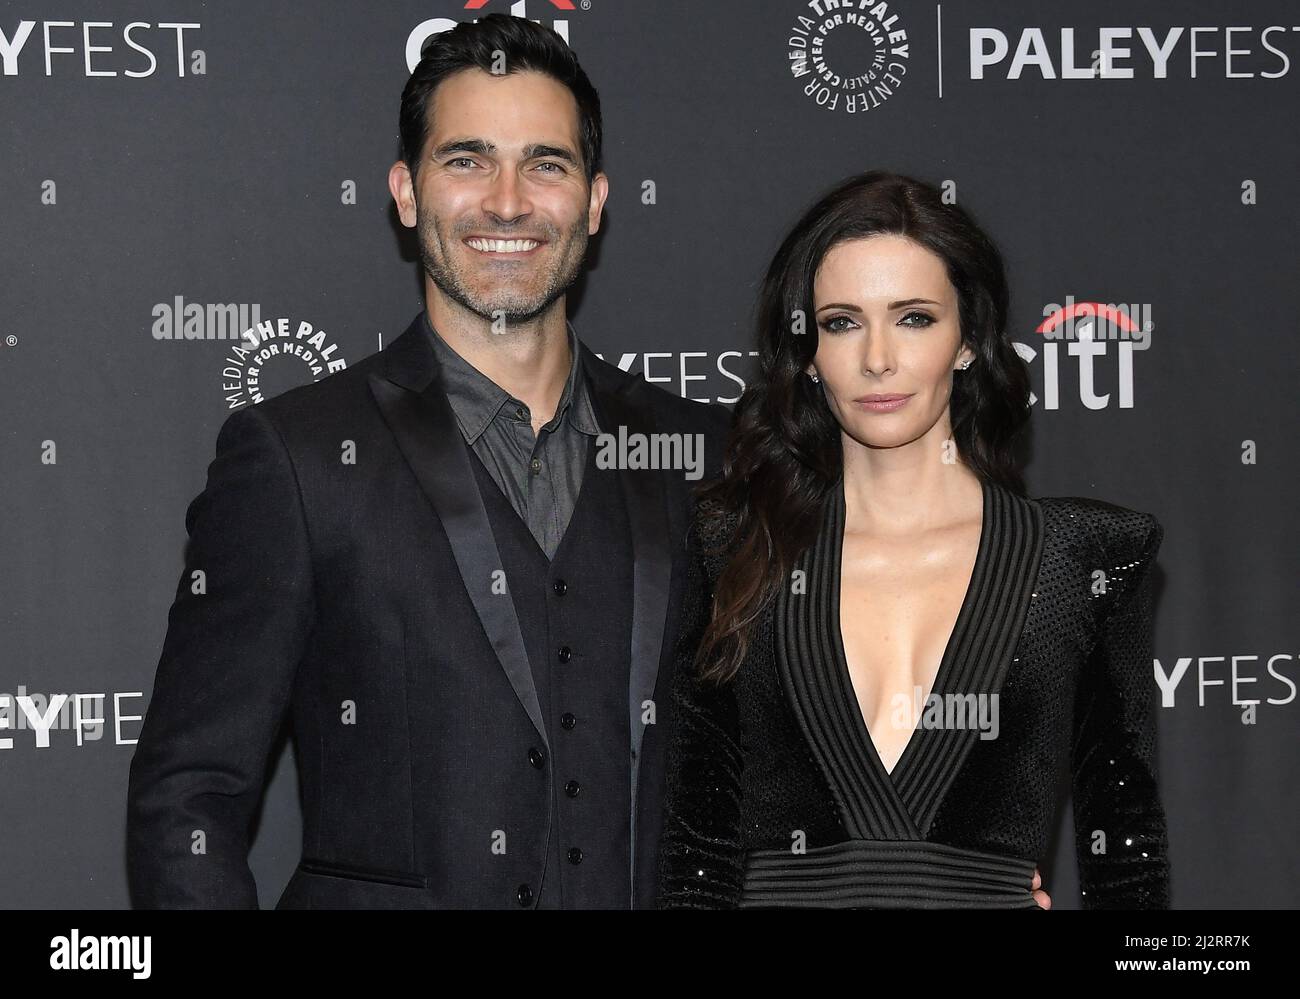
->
[815, 298, 942, 313]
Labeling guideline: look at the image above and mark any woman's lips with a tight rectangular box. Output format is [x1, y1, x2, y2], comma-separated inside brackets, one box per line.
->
[854, 394, 913, 412]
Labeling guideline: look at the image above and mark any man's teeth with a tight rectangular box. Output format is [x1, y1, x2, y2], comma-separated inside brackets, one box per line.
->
[467, 238, 540, 253]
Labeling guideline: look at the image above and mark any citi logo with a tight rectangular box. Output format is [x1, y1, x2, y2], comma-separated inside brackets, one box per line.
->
[407, 1, 581, 73]
[1012, 298, 1154, 410]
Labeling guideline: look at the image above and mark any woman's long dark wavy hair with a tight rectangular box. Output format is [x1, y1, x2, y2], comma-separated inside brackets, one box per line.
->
[695, 171, 1031, 685]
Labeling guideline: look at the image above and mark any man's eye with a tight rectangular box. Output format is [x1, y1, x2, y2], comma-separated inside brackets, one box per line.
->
[448, 157, 477, 169]
[536, 161, 564, 173]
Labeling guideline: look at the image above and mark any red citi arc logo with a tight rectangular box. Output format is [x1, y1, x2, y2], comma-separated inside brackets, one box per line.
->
[464, 0, 576, 7]
[1037, 301, 1143, 339]
[1013, 298, 1154, 410]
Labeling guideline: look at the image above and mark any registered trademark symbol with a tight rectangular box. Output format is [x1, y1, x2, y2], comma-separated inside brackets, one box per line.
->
[580, 0, 591, 9]
[4, 334, 16, 347]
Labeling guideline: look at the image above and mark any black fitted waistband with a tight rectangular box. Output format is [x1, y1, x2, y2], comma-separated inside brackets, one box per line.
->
[740, 839, 1040, 909]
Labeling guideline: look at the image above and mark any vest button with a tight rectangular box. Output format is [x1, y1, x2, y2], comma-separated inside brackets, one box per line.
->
[528, 747, 546, 768]
[557, 646, 572, 663]
[516, 883, 533, 906]
[561, 712, 577, 730]
[552, 578, 567, 596]
[564, 779, 580, 797]
[567, 847, 583, 865]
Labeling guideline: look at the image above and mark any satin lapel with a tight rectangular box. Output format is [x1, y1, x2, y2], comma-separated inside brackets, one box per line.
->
[580, 346, 673, 768]
[580, 346, 673, 907]
[367, 316, 548, 750]
[896, 481, 1044, 834]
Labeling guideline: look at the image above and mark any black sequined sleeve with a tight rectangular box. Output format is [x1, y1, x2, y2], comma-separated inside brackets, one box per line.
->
[1070, 514, 1171, 908]
[655, 514, 745, 909]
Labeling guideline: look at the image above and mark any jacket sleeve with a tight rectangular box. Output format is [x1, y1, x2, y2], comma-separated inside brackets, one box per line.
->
[1070, 514, 1171, 909]
[655, 511, 745, 908]
[127, 404, 316, 908]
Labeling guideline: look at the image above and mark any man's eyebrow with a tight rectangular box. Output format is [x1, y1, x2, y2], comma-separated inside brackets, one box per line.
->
[521, 143, 580, 167]
[432, 138, 495, 159]
[431, 138, 580, 168]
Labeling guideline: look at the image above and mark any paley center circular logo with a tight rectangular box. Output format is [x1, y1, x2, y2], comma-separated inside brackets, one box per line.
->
[785, 1, 911, 114]
[220, 317, 348, 407]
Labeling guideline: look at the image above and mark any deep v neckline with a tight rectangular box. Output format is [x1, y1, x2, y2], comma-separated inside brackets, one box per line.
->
[774, 474, 1044, 840]
[830, 475, 993, 790]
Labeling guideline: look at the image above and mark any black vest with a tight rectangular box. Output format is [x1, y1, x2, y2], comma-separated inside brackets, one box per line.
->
[468, 439, 635, 908]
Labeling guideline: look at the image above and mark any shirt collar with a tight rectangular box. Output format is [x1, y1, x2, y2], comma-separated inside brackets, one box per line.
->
[420, 311, 600, 445]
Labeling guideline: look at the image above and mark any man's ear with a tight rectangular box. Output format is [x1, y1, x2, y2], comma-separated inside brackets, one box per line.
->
[588, 171, 610, 235]
[388, 161, 417, 228]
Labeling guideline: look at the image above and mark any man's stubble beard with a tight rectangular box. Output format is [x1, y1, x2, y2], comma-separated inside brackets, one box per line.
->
[416, 207, 589, 326]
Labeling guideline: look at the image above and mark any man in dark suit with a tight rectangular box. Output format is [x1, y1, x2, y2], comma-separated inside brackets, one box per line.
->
[126, 13, 730, 909]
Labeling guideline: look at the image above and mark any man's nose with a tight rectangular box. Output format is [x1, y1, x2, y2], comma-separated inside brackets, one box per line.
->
[482, 169, 531, 225]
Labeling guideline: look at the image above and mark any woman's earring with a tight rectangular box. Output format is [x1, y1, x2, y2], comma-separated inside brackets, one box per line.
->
[808, 371, 820, 384]
[959, 359, 972, 370]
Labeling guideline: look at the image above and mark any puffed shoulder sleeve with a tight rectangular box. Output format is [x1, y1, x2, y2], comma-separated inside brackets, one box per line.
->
[655, 506, 745, 909]
[1071, 513, 1171, 909]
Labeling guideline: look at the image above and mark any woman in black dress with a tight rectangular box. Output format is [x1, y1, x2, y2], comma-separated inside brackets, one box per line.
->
[656, 171, 1170, 909]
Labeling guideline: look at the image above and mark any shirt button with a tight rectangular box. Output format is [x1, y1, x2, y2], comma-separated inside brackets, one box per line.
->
[514, 406, 526, 421]
[552, 578, 567, 596]
[530, 457, 542, 474]
[516, 883, 533, 906]
[528, 747, 546, 768]
[557, 646, 571, 664]
[567, 847, 583, 865]
[561, 712, 577, 730]
[564, 779, 580, 798]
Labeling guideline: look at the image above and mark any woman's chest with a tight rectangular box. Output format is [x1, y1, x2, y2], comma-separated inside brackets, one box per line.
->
[838, 525, 984, 770]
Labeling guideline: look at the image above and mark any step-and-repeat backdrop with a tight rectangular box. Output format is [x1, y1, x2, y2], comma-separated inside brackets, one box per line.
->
[1, 1, 1295, 908]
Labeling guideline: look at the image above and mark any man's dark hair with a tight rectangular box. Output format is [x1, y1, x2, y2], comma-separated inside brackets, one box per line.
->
[400, 13, 603, 185]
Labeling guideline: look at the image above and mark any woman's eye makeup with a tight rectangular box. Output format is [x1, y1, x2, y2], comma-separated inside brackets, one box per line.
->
[818, 314, 855, 333]
[816, 310, 937, 333]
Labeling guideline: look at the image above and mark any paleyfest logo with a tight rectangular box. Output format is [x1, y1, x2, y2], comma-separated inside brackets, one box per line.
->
[787, 0, 910, 114]
[221, 318, 348, 408]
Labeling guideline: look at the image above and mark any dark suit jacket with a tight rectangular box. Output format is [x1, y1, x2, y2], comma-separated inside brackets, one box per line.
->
[127, 312, 731, 908]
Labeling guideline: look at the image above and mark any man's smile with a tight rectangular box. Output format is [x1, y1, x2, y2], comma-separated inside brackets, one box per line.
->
[464, 236, 544, 256]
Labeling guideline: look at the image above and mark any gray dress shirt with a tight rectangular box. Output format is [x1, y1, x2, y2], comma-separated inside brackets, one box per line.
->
[421, 312, 601, 560]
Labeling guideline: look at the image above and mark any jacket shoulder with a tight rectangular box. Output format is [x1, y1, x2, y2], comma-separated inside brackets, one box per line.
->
[1036, 494, 1163, 580]
[584, 349, 732, 435]
[640, 379, 732, 440]
[215, 345, 391, 441]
